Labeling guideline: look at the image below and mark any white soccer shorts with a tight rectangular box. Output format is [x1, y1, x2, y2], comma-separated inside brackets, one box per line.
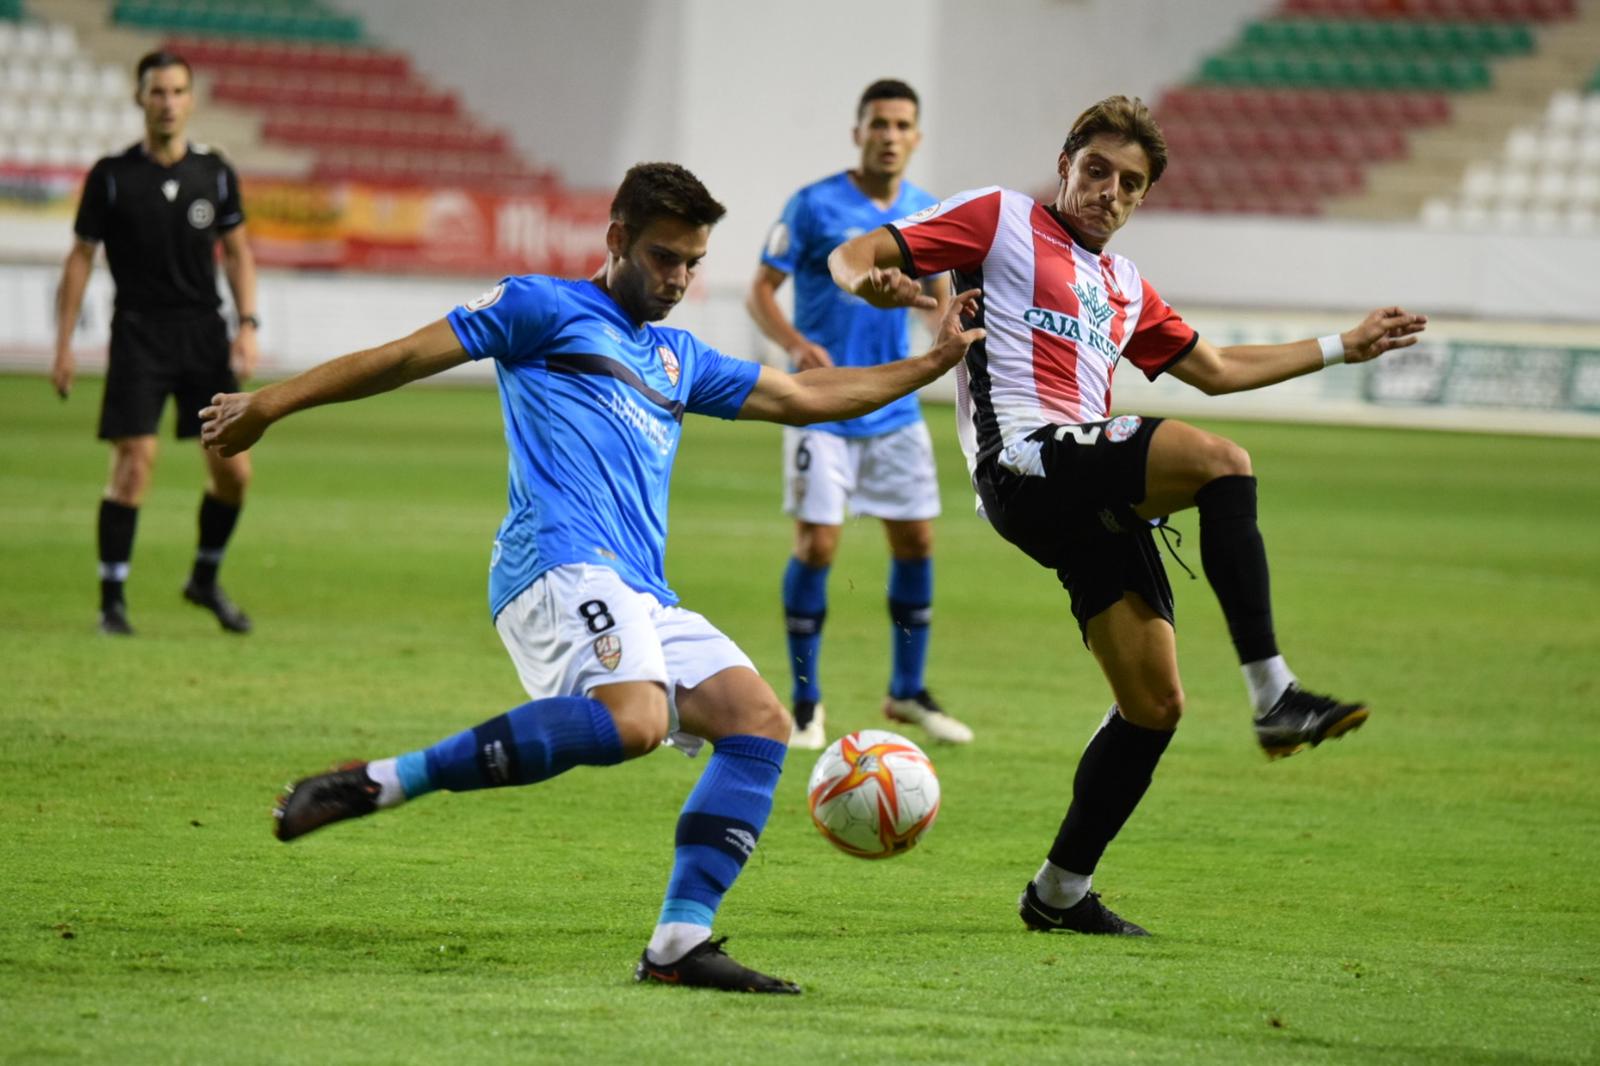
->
[493, 563, 755, 757]
[782, 420, 940, 525]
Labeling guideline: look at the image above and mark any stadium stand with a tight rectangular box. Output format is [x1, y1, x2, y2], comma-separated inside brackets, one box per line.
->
[1145, 0, 1600, 219]
[1422, 86, 1600, 231]
[4, 0, 546, 189]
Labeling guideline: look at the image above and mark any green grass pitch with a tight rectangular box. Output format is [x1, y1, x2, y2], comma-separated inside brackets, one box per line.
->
[3, 372, 1598, 1064]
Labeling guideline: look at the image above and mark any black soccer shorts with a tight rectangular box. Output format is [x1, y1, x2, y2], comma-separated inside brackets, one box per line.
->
[99, 312, 236, 440]
[975, 414, 1174, 640]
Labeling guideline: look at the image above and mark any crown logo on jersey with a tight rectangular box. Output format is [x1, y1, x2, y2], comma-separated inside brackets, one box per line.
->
[657, 345, 680, 387]
[161, 179, 179, 202]
[1070, 280, 1115, 332]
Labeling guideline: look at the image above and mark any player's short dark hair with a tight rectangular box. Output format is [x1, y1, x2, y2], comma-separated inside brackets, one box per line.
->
[610, 162, 727, 241]
[857, 79, 919, 122]
[135, 50, 192, 89]
[1062, 95, 1168, 186]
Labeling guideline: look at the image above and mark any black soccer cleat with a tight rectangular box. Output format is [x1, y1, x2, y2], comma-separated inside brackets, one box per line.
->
[99, 603, 134, 636]
[183, 581, 252, 634]
[274, 761, 380, 842]
[1018, 881, 1150, 936]
[1254, 686, 1368, 760]
[634, 937, 801, 994]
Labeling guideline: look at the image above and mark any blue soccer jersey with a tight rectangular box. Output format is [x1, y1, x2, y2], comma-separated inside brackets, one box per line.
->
[446, 275, 761, 619]
[761, 171, 937, 439]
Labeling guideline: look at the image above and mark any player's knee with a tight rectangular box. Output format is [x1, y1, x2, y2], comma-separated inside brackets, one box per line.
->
[795, 524, 839, 567]
[888, 525, 933, 560]
[1119, 685, 1185, 731]
[1207, 438, 1252, 480]
[739, 691, 792, 744]
[594, 686, 671, 758]
[610, 710, 669, 759]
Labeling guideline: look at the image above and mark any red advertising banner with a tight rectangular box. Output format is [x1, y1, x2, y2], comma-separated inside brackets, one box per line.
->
[0, 166, 613, 278]
[244, 179, 613, 277]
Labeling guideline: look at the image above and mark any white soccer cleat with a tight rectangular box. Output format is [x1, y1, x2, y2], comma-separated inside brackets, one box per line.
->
[789, 701, 827, 750]
[883, 690, 974, 744]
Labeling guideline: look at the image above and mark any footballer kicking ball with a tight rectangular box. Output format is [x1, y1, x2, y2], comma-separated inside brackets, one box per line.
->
[807, 729, 941, 859]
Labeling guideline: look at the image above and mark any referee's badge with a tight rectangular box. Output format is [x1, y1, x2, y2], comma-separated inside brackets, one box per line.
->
[187, 199, 215, 228]
[594, 634, 623, 671]
[657, 345, 680, 387]
[161, 179, 179, 202]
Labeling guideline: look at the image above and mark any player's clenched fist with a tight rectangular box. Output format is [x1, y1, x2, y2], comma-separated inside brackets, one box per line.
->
[854, 266, 936, 310]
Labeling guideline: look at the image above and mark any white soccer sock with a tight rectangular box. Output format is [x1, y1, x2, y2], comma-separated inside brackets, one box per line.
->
[647, 922, 712, 965]
[1033, 859, 1091, 909]
[364, 757, 407, 809]
[1243, 655, 1297, 718]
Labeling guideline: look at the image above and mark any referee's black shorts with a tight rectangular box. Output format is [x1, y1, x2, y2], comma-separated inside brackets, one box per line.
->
[99, 311, 235, 441]
[975, 414, 1174, 641]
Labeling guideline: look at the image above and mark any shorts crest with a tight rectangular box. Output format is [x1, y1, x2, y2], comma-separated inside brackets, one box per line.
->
[1105, 414, 1143, 443]
[594, 633, 623, 671]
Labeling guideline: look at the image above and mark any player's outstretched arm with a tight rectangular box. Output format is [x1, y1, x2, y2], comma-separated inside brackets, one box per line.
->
[828, 226, 936, 310]
[1169, 306, 1428, 396]
[200, 318, 469, 456]
[738, 289, 984, 426]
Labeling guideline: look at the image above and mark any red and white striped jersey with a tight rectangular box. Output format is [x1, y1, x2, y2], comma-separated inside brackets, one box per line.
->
[888, 186, 1197, 474]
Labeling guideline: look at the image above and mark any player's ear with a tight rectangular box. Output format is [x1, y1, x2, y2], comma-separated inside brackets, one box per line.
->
[604, 220, 630, 259]
[1057, 150, 1072, 180]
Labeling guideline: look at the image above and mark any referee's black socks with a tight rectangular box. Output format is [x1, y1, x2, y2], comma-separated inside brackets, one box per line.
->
[1195, 475, 1279, 664]
[97, 499, 138, 610]
[190, 493, 242, 589]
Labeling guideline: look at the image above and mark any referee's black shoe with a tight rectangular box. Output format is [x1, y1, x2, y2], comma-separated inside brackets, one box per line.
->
[1018, 882, 1150, 936]
[634, 937, 801, 994]
[99, 603, 134, 636]
[183, 580, 252, 634]
[1254, 686, 1367, 760]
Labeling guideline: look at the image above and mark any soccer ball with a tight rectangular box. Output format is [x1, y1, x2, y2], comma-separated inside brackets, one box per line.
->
[806, 729, 941, 859]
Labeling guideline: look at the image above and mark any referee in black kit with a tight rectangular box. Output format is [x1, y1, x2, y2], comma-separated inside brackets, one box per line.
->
[52, 50, 260, 636]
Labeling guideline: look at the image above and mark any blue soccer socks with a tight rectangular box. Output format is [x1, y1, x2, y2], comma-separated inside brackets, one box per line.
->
[388, 696, 624, 800]
[888, 556, 933, 700]
[783, 558, 829, 705]
[652, 734, 786, 953]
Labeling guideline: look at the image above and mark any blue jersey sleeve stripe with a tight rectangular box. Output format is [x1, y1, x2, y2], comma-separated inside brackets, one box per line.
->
[549, 353, 686, 422]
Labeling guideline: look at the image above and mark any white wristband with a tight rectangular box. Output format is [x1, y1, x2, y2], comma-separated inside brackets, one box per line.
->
[1318, 334, 1345, 367]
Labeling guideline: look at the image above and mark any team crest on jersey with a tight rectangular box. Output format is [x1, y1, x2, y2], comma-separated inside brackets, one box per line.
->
[593, 634, 623, 671]
[1070, 280, 1115, 332]
[161, 179, 179, 203]
[187, 199, 215, 229]
[657, 345, 680, 387]
[1105, 414, 1142, 443]
[465, 283, 505, 312]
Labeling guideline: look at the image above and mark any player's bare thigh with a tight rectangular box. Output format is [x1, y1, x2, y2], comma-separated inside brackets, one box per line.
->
[676, 666, 789, 744]
[1135, 419, 1251, 521]
[1084, 593, 1184, 731]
